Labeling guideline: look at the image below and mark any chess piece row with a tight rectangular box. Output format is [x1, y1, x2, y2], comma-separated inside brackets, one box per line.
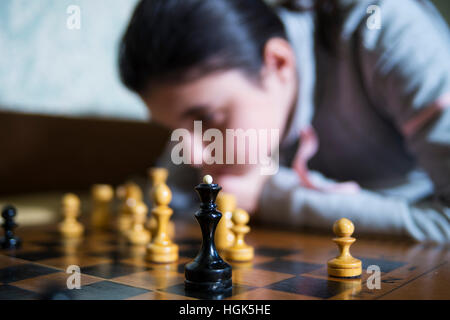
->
[115, 168, 175, 243]
[118, 168, 178, 263]
[58, 168, 171, 238]
[215, 189, 362, 277]
[116, 168, 255, 264]
[56, 167, 359, 278]
[58, 167, 179, 264]
[0, 205, 21, 249]
[90, 169, 173, 237]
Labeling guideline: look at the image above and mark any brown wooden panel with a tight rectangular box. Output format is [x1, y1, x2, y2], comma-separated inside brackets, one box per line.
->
[378, 261, 450, 300]
[0, 111, 170, 194]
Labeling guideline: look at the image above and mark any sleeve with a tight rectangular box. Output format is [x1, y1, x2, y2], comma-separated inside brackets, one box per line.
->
[258, 167, 450, 242]
[257, 0, 450, 243]
[358, 0, 450, 195]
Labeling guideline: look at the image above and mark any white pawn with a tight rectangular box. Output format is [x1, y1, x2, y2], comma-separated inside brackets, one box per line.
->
[127, 201, 151, 245]
[216, 192, 236, 251]
[147, 183, 178, 263]
[59, 193, 84, 238]
[225, 208, 254, 262]
[91, 184, 113, 229]
[327, 218, 362, 278]
[117, 182, 142, 234]
[146, 168, 175, 238]
[146, 168, 168, 235]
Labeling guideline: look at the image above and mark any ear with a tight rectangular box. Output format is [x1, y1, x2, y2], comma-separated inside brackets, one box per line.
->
[261, 38, 296, 85]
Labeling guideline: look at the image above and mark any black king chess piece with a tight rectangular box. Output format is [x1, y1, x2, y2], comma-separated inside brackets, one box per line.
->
[185, 175, 232, 294]
[1, 205, 21, 249]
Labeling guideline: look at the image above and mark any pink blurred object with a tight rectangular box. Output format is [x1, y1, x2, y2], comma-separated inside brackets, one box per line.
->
[292, 125, 360, 194]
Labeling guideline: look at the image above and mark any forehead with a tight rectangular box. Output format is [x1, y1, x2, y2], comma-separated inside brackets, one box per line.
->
[142, 70, 257, 107]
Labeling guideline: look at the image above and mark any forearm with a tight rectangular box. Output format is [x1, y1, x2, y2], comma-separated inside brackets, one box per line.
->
[258, 167, 450, 243]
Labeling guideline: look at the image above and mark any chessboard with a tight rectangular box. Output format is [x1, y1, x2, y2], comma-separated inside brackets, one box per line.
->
[0, 220, 448, 300]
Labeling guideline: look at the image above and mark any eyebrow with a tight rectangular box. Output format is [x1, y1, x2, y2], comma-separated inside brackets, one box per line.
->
[179, 105, 209, 120]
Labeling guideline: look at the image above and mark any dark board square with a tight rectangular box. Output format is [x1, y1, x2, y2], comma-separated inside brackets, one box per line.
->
[177, 262, 188, 274]
[81, 263, 149, 279]
[162, 282, 254, 300]
[179, 248, 199, 259]
[176, 238, 202, 246]
[381, 276, 403, 284]
[267, 276, 345, 299]
[358, 257, 406, 273]
[255, 247, 301, 258]
[0, 263, 58, 283]
[255, 259, 322, 275]
[33, 240, 67, 248]
[60, 281, 149, 300]
[87, 250, 133, 261]
[8, 250, 64, 261]
[0, 285, 38, 300]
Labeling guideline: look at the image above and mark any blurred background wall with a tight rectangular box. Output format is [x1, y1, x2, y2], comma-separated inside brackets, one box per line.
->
[0, 0, 172, 196]
[0, 0, 448, 122]
[0, 0, 147, 121]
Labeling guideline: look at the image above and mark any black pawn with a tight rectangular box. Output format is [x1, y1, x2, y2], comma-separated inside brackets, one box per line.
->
[1, 205, 21, 249]
[185, 180, 232, 294]
[40, 283, 73, 300]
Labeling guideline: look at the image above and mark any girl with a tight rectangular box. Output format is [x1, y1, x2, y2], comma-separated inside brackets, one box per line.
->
[118, 0, 450, 242]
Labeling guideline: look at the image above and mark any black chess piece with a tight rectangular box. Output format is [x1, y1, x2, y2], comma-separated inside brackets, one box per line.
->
[40, 282, 73, 300]
[185, 180, 232, 294]
[1, 205, 21, 249]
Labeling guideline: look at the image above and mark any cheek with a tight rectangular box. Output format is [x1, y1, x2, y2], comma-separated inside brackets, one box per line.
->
[147, 105, 181, 131]
[230, 93, 282, 132]
[217, 96, 279, 160]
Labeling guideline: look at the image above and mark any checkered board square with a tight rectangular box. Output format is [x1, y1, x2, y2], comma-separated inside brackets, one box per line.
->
[0, 221, 443, 300]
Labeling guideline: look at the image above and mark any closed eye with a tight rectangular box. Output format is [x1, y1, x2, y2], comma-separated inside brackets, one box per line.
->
[179, 105, 209, 121]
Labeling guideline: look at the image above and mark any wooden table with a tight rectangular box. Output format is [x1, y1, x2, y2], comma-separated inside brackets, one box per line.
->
[0, 218, 448, 300]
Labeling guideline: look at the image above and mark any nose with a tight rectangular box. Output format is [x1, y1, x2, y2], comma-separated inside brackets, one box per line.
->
[190, 132, 204, 167]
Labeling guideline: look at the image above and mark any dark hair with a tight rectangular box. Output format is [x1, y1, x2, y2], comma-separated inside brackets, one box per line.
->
[118, 0, 288, 94]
